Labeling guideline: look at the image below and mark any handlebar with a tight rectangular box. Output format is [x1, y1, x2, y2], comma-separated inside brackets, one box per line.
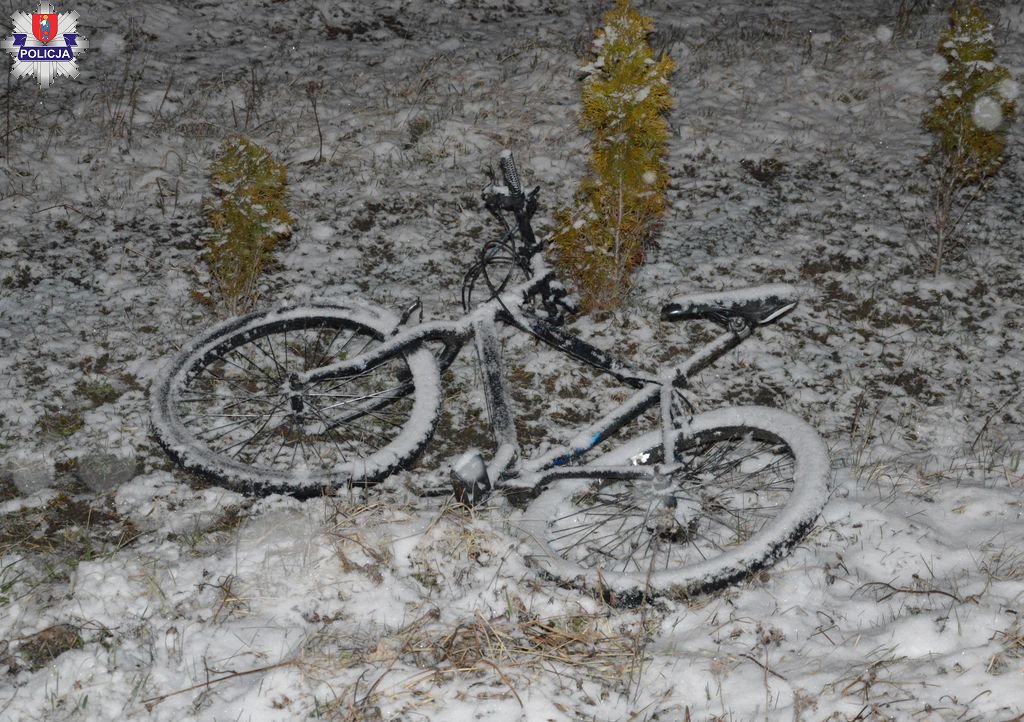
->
[463, 150, 550, 313]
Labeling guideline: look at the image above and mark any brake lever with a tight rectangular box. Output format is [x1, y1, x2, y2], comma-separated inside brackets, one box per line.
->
[524, 186, 539, 219]
[483, 186, 523, 212]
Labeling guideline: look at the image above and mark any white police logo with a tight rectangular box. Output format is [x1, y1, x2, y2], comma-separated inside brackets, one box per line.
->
[1, 2, 89, 89]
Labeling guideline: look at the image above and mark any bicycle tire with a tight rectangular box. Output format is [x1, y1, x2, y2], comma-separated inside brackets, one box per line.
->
[518, 406, 830, 600]
[151, 303, 441, 497]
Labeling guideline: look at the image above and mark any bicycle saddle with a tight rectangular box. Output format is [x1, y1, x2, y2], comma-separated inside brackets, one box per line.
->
[661, 283, 798, 327]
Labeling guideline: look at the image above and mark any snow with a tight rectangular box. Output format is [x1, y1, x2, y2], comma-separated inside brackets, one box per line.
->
[1, 0, 1023, 720]
[973, 95, 1004, 131]
[998, 77, 1021, 101]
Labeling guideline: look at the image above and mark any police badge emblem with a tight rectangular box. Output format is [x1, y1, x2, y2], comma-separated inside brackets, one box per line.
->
[2, 2, 89, 88]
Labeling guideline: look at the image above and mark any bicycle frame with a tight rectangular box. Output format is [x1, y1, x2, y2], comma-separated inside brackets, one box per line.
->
[293, 242, 752, 495]
[287, 152, 796, 500]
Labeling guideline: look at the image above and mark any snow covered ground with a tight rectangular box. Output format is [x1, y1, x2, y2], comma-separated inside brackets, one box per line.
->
[2, 1, 1023, 719]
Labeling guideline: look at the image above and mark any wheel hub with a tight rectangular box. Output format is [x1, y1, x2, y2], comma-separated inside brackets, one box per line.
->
[287, 373, 305, 415]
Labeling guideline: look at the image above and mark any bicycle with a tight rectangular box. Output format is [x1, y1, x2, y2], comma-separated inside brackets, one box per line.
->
[151, 151, 830, 600]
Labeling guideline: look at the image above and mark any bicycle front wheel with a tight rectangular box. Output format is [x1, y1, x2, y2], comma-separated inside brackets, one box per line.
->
[518, 406, 830, 600]
[151, 303, 441, 497]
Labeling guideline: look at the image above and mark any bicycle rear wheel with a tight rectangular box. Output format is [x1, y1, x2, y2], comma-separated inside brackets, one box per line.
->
[151, 303, 441, 497]
[518, 406, 830, 600]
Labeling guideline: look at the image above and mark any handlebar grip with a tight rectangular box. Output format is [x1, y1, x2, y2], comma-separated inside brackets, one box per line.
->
[499, 150, 523, 198]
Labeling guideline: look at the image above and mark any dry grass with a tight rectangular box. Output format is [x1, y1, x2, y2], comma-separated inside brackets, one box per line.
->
[988, 617, 1024, 675]
[291, 495, 661, 718]
[305, 601, 655, 720]
[422, 607, 648, 689]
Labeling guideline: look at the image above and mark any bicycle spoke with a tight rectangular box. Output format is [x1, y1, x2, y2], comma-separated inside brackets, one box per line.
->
[304, 397, 361, 463]
[537, 429, 803, 578]
[312, 325, 350, 369]
[165, 314, 430, 479]
[214, 400, 292, 459]
[221, 342, 287, 386]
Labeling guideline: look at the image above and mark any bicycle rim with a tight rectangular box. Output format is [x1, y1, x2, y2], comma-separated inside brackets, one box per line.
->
[152, 305, 441, 496]
[519, 406, 830, 599]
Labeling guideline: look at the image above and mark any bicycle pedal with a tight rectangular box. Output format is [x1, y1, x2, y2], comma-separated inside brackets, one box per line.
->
[451, 449, 492, 506]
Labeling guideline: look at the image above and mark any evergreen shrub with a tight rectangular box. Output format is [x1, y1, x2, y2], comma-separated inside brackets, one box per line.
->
[198, 137, 292, 314]
[922, 2, 1017, 274]
[551, 0, 674, 312]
